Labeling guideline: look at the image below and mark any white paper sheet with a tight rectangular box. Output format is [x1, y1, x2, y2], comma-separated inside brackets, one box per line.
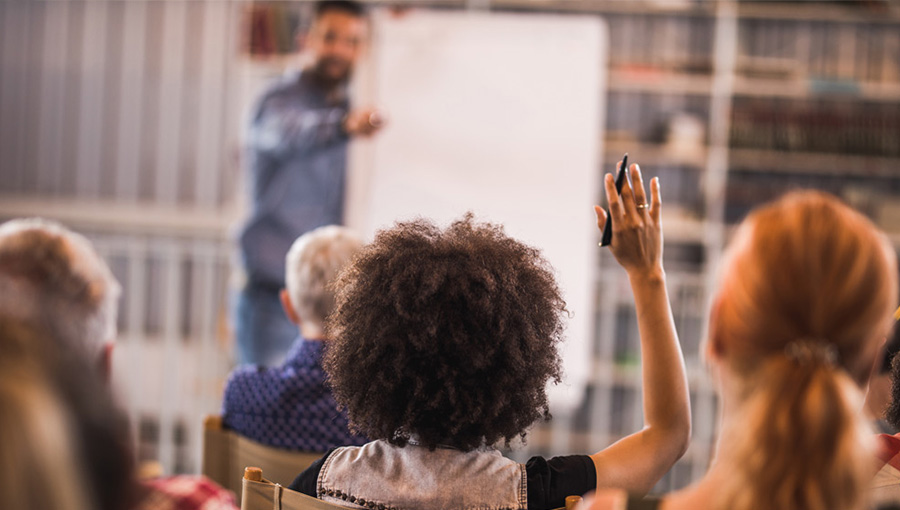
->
[347, 10, 607, 412]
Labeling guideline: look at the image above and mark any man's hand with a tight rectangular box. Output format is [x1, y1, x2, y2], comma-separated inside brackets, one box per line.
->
[343, 108, 385, 137]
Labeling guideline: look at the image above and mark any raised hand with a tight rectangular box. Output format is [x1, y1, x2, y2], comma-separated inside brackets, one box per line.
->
[586, 164, 689, 496]
[594, 162, 663, 277]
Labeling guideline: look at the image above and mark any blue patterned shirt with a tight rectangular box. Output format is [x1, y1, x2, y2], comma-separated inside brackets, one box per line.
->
[222, 337, 367, 452]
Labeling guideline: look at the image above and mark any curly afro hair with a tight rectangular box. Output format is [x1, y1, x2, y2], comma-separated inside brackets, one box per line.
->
[323, 214, 567, 451]
[885, 324, 900, 429]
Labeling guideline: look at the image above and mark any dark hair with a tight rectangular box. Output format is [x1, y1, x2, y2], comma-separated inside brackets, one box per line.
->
[315, 1, 367, 18]
[881, 323, 900, 374]
[886, 332, 900, 429]
[323, 215, 567, 451]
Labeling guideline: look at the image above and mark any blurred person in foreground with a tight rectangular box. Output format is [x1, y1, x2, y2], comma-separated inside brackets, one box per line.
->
[0, 318, 105, 510]
[223, 225, 368, 451]
[586, 191, 898, 510]
[0, 218, 120, 379]
[236, 0, 383, 366]
[0, 218, 238, 510]
[288, 164, 691, 509]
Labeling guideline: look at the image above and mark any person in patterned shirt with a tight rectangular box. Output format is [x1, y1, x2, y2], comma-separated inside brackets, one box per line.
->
[223, 225, 368, 451]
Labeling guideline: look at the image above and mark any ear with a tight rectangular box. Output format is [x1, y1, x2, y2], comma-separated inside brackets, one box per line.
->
[706, 297, 726, 363]
[706, 331, 726, 362]
[98, 342, 114, 385]
[280, 289, 302, 326]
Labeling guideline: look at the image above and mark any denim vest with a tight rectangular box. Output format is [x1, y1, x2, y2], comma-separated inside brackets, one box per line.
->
[316, 440, 527, 510]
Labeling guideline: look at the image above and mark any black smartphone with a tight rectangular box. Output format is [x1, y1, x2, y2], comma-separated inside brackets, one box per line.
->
[599, 154, 628, 247]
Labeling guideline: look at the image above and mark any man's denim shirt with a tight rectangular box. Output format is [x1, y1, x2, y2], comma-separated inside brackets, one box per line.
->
[239, 70, 350, 288]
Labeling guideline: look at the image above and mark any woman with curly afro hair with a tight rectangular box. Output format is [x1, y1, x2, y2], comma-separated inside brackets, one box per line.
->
[289, 162, 691, 510]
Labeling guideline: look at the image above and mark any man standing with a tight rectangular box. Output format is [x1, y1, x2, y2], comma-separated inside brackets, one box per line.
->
[237, 0, 381, 366]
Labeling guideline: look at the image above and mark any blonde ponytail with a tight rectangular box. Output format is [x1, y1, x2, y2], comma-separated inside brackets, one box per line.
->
[720, 352, 873, 510]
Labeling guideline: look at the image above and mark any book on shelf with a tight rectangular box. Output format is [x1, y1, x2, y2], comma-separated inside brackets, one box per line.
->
[730, 97, 900, 157]
[737, 17, 900, 86]
[606, 13, 714, 74]
[244, 3, 302, 58]
[725, 170, 900, 237]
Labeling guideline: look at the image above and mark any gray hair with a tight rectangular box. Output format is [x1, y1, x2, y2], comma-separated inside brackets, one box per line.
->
[285, 226, 363, 330]
[0, 218, 120, 361]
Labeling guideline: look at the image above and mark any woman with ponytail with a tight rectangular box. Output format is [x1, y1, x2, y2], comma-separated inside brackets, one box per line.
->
[586, 190, 898, 510]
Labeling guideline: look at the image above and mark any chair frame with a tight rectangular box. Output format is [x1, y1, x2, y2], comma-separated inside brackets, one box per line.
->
[202, 415, 324, 499]
[241, 467, 350, 510]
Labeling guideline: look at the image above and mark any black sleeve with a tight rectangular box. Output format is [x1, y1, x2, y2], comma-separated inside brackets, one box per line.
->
[525, 454, 596, 510]
[288, 447, 338, 496]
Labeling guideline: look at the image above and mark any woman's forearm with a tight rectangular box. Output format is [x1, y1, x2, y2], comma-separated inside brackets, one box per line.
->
[628, 268, 691, 443]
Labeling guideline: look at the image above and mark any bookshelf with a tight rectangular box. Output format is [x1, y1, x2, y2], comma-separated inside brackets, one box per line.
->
[733, 77, 900, 101]
[737, 1, 900, 23]
[243, 0, 900, 492]
[729, 149, 900, 177]
[241, 2, 303, 58]
[476, 0, 899, 492]
[608, 70, 714, 95]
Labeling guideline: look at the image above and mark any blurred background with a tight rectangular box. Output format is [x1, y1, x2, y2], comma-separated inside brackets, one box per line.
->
[1, 0, 899, 494]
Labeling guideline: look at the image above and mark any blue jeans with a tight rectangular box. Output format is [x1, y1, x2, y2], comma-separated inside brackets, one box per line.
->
[234, 283, 297, 367]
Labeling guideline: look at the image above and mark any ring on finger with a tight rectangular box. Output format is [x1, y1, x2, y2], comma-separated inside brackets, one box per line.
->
[636, 203, 649, 209]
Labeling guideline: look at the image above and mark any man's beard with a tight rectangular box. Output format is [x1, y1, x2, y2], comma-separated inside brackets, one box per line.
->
[312, 57, 352, 89]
